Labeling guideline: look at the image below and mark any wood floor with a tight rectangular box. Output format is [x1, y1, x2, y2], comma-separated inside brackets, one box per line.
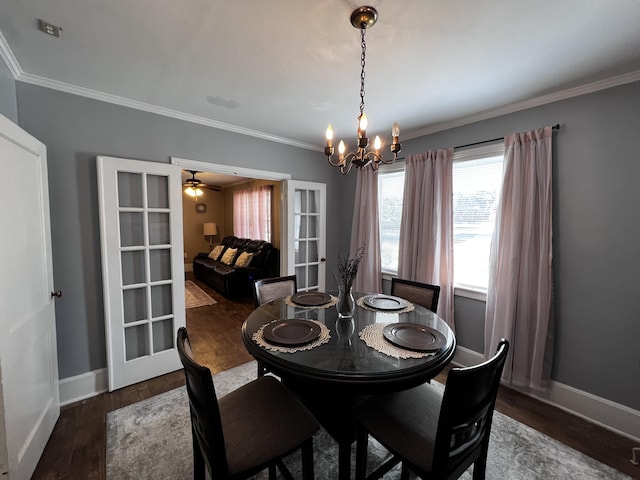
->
[32, 277, 640, 479]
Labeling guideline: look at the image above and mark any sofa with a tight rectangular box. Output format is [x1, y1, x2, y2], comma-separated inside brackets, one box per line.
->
[192, 236, 279, 299]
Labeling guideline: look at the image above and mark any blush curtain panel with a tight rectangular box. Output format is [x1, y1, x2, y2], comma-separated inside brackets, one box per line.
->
[233, 185, 272, 242]
[350, 166, 382, 294]
[485, 126, 554, 389]
[398, 149, 455, 329]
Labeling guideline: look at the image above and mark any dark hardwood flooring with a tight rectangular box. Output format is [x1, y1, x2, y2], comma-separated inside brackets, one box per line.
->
[32, 276, 640, 479]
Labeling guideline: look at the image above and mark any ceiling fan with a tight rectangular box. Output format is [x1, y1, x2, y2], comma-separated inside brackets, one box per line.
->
[183, 170, 222, 198]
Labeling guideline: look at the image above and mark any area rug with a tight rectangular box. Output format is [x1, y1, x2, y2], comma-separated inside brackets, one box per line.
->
[185, 279, 217, 308]
[106, 362, 633, 480]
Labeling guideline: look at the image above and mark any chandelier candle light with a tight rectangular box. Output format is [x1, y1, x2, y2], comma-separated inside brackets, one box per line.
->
[324, 6, 401, 175]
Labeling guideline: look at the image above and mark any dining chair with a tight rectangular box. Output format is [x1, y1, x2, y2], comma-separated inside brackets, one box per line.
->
[355, 339, 509, 480]
[253, 275, 298, 308]
[390, 278, 441, 313]
[252, 275, 298, 376]
[177, 327, 319, 480]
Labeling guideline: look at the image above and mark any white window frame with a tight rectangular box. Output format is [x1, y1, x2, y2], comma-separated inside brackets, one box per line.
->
[377, 142, 505, 301]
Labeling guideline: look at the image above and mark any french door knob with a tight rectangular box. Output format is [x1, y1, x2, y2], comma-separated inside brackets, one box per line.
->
[51, 290, 63, 298]
[320, 258, 326, 262]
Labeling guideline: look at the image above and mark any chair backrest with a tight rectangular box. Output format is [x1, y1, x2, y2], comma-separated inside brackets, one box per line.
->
[432, 339, 509, 478]
[253, 275, 297, 308]
[176, 327, 229, 478]
[391, 278, 440, 313]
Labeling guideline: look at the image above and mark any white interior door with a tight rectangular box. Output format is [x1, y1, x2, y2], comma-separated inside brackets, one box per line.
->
[286, 181, 326, 291]
[0, 114, 60, 479]
[97, 156, 185, 391]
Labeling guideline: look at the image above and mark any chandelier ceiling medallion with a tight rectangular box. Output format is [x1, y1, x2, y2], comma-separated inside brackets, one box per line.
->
[324, 6, 401, 175]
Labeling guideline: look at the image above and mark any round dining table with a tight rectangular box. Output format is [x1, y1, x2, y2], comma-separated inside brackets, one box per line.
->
[241, 292, 456, 480]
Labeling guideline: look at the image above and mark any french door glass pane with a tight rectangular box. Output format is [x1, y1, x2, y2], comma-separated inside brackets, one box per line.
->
[117, 172, 143, 208]
[123, 288, 147, 323]
[125, 324, 149, 360]
[149, 249, 172, 281]
[148, 212, 170, 245]
[308, 191, 318, 213]
[120, 212, 144, 247]
[151, 284, 173, 317]
[147, 175, 169, 208]
[307, 216, 318, 238]
[295, 190, 305, 213]
[295, 241, 307, 264]
[121, 250, 145, 285]
[296, 266, 306, 288]
[152, 319, 174, 353]
[308, 241, 319, 262]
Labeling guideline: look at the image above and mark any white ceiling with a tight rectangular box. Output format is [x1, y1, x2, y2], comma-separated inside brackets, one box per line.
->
[2, 0, 640, 151]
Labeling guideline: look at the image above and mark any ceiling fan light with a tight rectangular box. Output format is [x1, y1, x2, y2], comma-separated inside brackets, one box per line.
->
[185, 186, 202, 197]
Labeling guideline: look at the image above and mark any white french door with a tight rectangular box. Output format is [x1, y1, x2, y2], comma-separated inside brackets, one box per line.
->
[0, 114, 59, 479]
[97, 156, 185, 391]
[286, 181, 326, 292]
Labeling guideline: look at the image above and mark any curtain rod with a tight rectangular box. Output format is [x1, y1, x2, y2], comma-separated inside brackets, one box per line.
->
[455, 123, 560, 150]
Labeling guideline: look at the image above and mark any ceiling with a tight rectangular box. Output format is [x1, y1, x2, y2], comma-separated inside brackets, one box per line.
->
[2, 0, 640, 151]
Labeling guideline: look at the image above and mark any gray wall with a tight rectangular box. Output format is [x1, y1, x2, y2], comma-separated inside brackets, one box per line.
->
[400, 80, 640, 411]
[0, 55, 17, 122]
[11, 77, 640, 412]
[15, 83, 353, 379]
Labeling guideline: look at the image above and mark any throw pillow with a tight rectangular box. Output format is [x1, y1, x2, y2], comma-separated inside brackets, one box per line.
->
[208, 244, 224, 260]
[234, 251, 254, 268]
[220, 247, 238, 265]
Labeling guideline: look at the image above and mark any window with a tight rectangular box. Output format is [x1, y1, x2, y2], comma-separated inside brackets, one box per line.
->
[378, 168, 405, 272]
[233, 185, 272, 242]
[452, 144, 504, 291]
[377, 143, 504, 293]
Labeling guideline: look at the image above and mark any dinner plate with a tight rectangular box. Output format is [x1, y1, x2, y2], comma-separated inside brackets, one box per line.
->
[383, 323, 447, 352]
[262, 319, 322, 346]
[363, 294, 410, 311]
[291, 292, 332, 307]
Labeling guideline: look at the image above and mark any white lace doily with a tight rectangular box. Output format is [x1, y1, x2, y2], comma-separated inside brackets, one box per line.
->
[359, 323, 437, 359]
[356, 296, 415, 314]
[252, 319, 331, 353]
[284, 295, 338, 310]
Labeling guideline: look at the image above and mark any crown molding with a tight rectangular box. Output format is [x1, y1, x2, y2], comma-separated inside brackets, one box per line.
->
[18, 71, 320, 151]
[3, 31, 639, 149]
[405, 70, 640, 140]
[0, 31, 22, 79]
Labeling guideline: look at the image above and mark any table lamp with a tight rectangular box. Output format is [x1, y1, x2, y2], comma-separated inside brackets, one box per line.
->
[203, 222, 218, 250]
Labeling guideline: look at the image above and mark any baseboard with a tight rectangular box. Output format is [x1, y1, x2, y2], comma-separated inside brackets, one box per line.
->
[453, 346, 640, 443]
[58, 368, 108, 406]
[59, 348, 640, 443]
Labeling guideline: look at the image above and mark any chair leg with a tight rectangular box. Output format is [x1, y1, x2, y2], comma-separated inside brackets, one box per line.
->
[472, 458, 487, 480]
[257, 361, 266, 377]
[301, 439, 315, 480]
[192, 432, 206, 480]
[268, 463, 277, 480]
[400, 463, 410, 480]
[355, 426, 369, 480]
[471, 444, 489, 480]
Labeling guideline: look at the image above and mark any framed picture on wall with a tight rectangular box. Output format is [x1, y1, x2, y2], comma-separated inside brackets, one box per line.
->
[195, 203, 207, 214]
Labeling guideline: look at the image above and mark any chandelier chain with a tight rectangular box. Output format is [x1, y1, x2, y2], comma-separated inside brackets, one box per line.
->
[359, 26, 366, 117]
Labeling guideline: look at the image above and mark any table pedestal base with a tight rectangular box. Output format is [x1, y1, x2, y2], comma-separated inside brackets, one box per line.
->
[286, 382, 371, 480]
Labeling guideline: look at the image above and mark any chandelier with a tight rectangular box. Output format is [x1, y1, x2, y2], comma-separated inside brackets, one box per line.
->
[324, 6, 401, 175]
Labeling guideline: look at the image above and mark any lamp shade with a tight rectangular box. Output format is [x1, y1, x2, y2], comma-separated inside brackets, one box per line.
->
[203, 222, 217, 236]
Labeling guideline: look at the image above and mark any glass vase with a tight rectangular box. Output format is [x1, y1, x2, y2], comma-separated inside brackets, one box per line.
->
[337, 283, 355, 319]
